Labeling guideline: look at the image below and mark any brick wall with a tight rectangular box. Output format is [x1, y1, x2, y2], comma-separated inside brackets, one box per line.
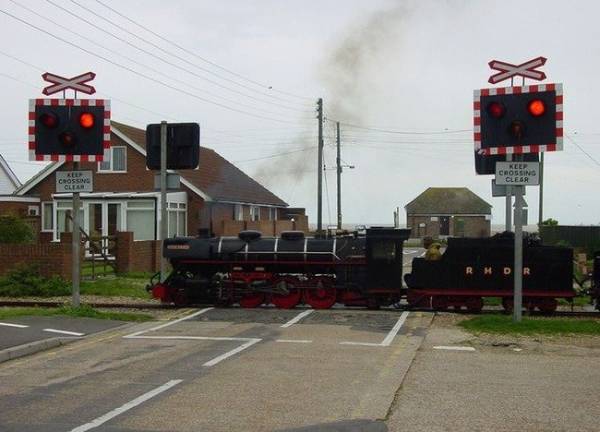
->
[114, 231, 160, 274]
[407, 215, 490, 238]
[0, 232, 75, 279]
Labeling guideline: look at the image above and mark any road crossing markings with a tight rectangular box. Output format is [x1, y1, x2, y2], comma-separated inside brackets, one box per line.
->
[123, 307, 261, 367]
[339, 311, 410, 347]
[275, 339, 313, 344]
[68, 379, 183, 432]
[0, 322, 29, 328]
[280, 309, 314, 328]
[433, 346, 476, 352]
[43, 328, 85, 336]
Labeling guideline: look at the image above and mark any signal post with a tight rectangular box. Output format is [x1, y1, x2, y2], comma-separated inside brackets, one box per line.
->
[474, 57, 563, 322]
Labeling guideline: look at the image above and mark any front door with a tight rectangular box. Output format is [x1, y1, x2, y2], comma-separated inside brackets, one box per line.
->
[439, 216, 450, 236]
[85, 202, 122, 256]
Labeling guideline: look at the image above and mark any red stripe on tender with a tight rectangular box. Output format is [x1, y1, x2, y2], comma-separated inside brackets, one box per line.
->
[512, 86, 522, 94]
[473, 101, 480, 110]
[36, 154, 43, 161]
[556, 111, 563, 120]
[474, 117, 481, 126]
[556, 95, 563, 104]
[474, 132, 481, 140]
[556, 128, 563, 137]
[497, 87, 506, 95]
[481, 89, 490, 96]
[546, 83, 555, 91]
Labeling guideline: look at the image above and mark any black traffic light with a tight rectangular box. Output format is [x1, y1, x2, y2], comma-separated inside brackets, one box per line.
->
[474, 152, 539, 175]
[474, 84, 562, 156]
[30, 99, 109, 161]
[146, 122, 200, 170]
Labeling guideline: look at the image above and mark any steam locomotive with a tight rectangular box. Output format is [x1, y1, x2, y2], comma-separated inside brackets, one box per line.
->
[149, 228, 600, 312]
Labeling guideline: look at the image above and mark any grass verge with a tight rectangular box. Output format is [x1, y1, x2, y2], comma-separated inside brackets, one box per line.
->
[459, 315, 600, 336]
[0, 305, 152, 322]
[80, 278, 150, 299]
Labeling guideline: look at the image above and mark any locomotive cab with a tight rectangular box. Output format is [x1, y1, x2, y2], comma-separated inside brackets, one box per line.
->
[366, 227, 411, 290]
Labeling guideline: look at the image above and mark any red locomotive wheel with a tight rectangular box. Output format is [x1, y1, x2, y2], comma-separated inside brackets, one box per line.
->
[305, 277, 337, 309]
[271, 278, 302, 309]
[538, 298, 558, 314]
[239, 292, 265, 308]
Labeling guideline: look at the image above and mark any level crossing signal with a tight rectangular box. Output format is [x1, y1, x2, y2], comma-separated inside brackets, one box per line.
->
[29, 99, 110, 162]
[146, 122, 200, 170]
[473, 83, 563, 157]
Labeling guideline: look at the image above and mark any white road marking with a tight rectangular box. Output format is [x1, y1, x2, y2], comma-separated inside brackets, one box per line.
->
[123, 307, 213, 338]
[280, 309, 314, 328]
[68, 379, 182, 432]
[381, 312, 410, 346]
[202, 338, 261, 367]
[339, 311, 410, 347]
[43, 328, 85, 336]
[433, 346, 476, 352]
[0, 322, 28, 328]
[275, 339, 313, 344]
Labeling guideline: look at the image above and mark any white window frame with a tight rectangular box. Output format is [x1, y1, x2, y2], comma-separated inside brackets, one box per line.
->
[125, 199, 156, 241]
[28, 205, 40, 216]
[250, 205, 260, 222]
[167, 202, 187, 237]
[98, 146, 127, 173]
[234, 204, 244, 221]
[269, 207, 277, 221]
[41, 202, 53, 231]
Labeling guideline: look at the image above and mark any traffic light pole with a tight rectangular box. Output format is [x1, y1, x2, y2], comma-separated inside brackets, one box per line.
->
[513, 184, 524, 322]
[538, 152, 544, 225]
[505, 154, 512, 231]
[72, 161, 81, 307]
[160, 121, 168, 283]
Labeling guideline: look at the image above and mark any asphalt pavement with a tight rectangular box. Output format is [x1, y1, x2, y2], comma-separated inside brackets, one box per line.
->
[0, 307, 432, 432]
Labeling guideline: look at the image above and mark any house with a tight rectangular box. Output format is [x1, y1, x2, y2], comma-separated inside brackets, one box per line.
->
[10, 121, 308, 243]
[0, 154, 42, 219]
[405, 187, 491, 238]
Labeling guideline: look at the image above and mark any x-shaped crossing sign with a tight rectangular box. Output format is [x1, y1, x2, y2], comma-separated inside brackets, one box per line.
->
[488, 57, 547, 85]
[41, 71, 96, 95]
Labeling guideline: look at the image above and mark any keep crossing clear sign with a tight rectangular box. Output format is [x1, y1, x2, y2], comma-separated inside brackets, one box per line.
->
[495, 161, 540, 186]
[56, 171, 93, 193]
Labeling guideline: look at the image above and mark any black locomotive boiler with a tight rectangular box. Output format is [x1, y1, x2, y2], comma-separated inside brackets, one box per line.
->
[151, 228, 410, 308]
[150, 228, 599, 312]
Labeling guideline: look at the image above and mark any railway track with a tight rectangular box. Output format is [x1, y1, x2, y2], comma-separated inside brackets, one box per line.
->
[0, 300, 597, 317]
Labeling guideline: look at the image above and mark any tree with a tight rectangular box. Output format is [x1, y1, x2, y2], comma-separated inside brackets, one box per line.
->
[539, 218, 559, 226]
[0, 215, 34, 243]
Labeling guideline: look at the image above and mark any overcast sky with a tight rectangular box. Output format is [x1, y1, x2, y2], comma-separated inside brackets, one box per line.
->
[1, 0, 599, 226]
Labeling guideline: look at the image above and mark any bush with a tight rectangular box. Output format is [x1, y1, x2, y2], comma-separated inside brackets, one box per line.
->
[0, 215, 34, 243]
[0, 265, 70, 297]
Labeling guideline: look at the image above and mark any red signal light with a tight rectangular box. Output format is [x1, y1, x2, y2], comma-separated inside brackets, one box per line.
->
[59, 132, 76, 147]
[39, 112, 59, 128]
[486, 101, 505, 119]
[528, 99, 545, 117]
[79, 112, 95, 129]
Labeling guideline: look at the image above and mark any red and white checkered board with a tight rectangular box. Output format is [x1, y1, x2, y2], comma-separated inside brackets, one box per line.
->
[473, 83, 563, 156]
[28, 98, 111, 162]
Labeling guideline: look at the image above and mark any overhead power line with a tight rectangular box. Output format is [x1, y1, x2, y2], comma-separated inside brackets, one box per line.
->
[327, 118, 470, 135]
[0, 8, 311, 124]
[565, 134, 600, 167]
[233, 146, 317, 163]
[52, 0, 312, 113]
[93, 0, 314, 102]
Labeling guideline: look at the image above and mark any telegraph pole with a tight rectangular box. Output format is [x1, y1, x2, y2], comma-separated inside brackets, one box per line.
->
[336, 121, 342, 230]
[317, 98, 323, 234]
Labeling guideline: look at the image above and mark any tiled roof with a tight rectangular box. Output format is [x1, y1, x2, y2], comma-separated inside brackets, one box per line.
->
[405, 187, 491, 215]
[111, 121, 287, 207]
